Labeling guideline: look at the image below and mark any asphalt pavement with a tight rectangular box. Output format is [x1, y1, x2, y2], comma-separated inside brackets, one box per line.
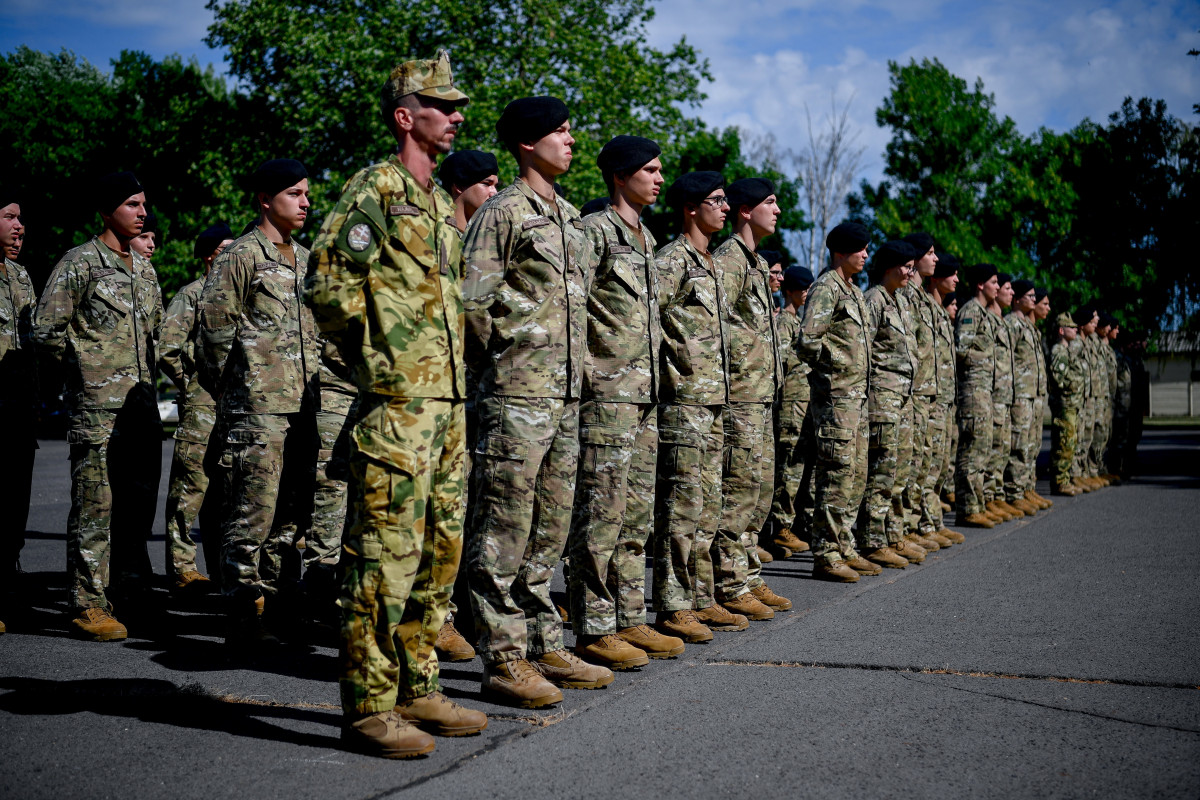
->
[2, 430, 1198, 799]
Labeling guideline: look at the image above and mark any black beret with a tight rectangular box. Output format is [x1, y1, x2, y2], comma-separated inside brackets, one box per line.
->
[968, 262, 998, 286]
[194, 222, 235, 260]
[869, 240, 918, 277]
[1011, 279, 1035, 299]
[1076, 302, 1100, 324]
[997, 271, 1013, 287]
[140, 212, 159, 236]
[725, 177, 774, 210]
[942, 291, 958, 308]
[903, 232, 935, 256]
[597, 135, 661, 176]
[439, 150, 499, 191]
[1097, 312, 1116, 328]
[933, 252, 960, 278]
[1034, 287, 1049, 303]
[240, 219, 258, 236]
[496, 96, 569, 147]
[97, 171, 144, 214]
[783, 265, 814, 291]
[579, 197, 609, 217]
[826, 221, 871, 254]
[758, 249, 784, 267]
[249, 159, 308, 197]
[666, 172, 725, 208]
[0, 188, 18, 210]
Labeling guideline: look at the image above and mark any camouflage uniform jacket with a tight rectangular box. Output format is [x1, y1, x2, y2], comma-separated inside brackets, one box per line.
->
[931, 296, 957, 404]
[581, 206, 660, 403]
[1089, 335, 1110, 403]
[307, 155, 462, 400]
[159, 278, 215, 409]
[864, 285, 917, 396]
[655, 234, 730, 405]
[776, 307, 810, 405]
[1103, 341, 1119, 403]
[0, 257, 38, 414]
[1049, 339, 1084, 410]
[1113, 349, 1133, 411]
[1070, 338, 1093, 401]
[716, 234, 781, 402]
[1035, 327, 1049, 397]
[991, 308, 1015, 404]
[199, 227, 319, 414]
[797, 268, 871, 400]
[34, 237, 162, 410]
[1004, 311, 1042, 401]
[462, 178, 591, 399]
[954, 297, 996, 394]
[899, 284, 938, 398]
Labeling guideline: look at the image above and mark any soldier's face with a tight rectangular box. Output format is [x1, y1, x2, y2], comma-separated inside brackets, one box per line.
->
[1062, 325, 1078, 341]
[768, 264, 783, 290]
[619, 158, 664, 207]
[947, 300, 957, 319]
[844, 247, 868, 275]
[1080, 313, 1098, 336]
[103, 192, 146, 239]
[0, 203, 22, 260]
[1015, 289, 1036, 313]
[747, 195, 780, 236]
[934, 272, 958, 295]
[528, 122, 575, 177]
[979, 274, 999, 302]
[410, 96, 465, 155]
[459, 174, 499, 221]
[1035, 295, 1050, 319]
[131, 231, 156, 259]
[262, 179, 310, 234]
[1108, 326, 1120, 341]
[693, 189, 728, 235]
[915, 246, 937, 277]
[997, 281, 1014, 307]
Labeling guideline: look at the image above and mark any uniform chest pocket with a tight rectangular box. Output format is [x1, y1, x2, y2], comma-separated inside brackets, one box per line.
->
[86, 278, 131, 334]
[249, 274, 293, 328]
[607, 258, 644, 298]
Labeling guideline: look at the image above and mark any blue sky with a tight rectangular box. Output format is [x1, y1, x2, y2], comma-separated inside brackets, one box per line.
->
[3, 0, 1197, 186]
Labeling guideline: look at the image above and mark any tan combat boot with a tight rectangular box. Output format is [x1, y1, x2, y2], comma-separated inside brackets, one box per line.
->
[482, 659, 563, 707]
[70, 607, 128, 642]
[927, 531, 953, 548]
[343, 710, 435, 758]
[655, 610, 714, 643]
[937, 528, 966, 544]
[864, 546, 908, 569]
[893, 539, 926, 564]
[1012, 497, 1040, 515]
[1072, 477, 1093, 493]
[998, 500, 1027, 518]
[750, 582, 793, 611]
[171, 571, 212, 594]
[943, 491, 957, 505]
[0, 619, 5, 634]
[755, 545, 774, 563]
[844, 554, 883, 576]
[397, 691, 488, 736]
[694, 603, 749, 631]
[813, 560, 860, 582]
[940, 499, 952, 513]
[574, 634, 650, 670]
[617, 623, 686, 658]
[721, 592, 775, 621]
[1025, 489, 1052, 509]
[773, 527, 810, 554]
[1052, 483, 1079, 496]
[434, 619, 476, 662]
[959, 512, 995, 528]
[907, 532, 940, 552]
[532, 649, 615, 689]
[985, 501, 1012, 521]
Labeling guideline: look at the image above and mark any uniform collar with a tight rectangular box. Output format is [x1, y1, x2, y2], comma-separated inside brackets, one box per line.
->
[388, 154, 450, 219]
[604, 206, 651, 255]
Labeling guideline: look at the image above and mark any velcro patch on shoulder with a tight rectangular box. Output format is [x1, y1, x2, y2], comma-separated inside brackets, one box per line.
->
[522, 216, 552, 230]
[337, 211, 380, 264]
[571, 219, 585, 230]
[389, 204, 420, 216]
[961, 316, 974, 324]
[609, 245, 633, 255]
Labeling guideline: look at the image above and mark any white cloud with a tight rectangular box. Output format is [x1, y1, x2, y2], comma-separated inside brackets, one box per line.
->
[3, 0, 212, 51]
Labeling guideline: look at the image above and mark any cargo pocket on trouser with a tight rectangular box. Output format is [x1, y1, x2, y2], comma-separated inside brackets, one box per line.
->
[466, 433, 532, 584]
[349, 422, 423, 600]
[816, 425, 854, 467]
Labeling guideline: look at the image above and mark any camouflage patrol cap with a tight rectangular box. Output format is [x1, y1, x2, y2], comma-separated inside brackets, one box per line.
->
[1055, 312, 1077, 328]
[381, 50, 469, 108]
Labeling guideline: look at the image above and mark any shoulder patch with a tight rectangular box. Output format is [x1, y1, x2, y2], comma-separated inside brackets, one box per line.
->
[571, 219, 585, 231]
[961, 316, 974, 324]
[347, 223, 373, 252]
[337, 211, 380, 264]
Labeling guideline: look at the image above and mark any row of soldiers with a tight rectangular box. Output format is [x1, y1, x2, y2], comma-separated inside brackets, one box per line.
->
[0, 50, 1144, 759]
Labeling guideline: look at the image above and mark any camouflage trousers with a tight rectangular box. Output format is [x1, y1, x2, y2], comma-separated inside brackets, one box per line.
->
[310, 388, 356, 570]
[220, 410, 317, 606]
[715, 402, 773, 599]
[857, 389, 912, 551]
[339, 395, 464, 715]
[954, 389, 993, 516]
[920, 399, 952, 534]
[985, 400, 1012, 503]
[466, 395, 578, 664]
[1109, 403, 1131, 475]
[941, 402, 959, 500]
[66, 402, 162, 610]
[810, 392, 869, 567]
[567, 401, 657, 635]
[769, 397, 814, 539]
[1051, 403, 1078, 488]
[653, 403, 723, 613]
[1003, 398, 1038, 501]
[1, 421, 36, 578]
[905, 394, 937, 536]
[1089, 402, 1112, 477]
[1073, 401, 1095, 480]
[164, 405, 223, 580]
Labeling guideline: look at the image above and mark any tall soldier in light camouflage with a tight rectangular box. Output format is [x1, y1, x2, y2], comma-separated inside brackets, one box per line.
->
[858, 241, 926, 569]
[767, 264, 815, 555]
[567, 136, 686, 670]
[1070, 305, 1099, 491]
[920, 252, 965, 544]
[463, 96, 612, 708]
[1026, 287, 1054, 509]
[984, 273, 1024, 522]
[1002, 279, 1045, 515]
[651, 172, 745, 644]
[199, 159, 320, 647]
[306, 52, 488, 758]
[797, 222, 877, 582]
[34, 171, 163, 641]
[0, 194, 36, 629]
[712, 177, 791, 616]
[954, 263, 1001, 528]
[160, 223, 234, 593]
[1048, 312, 1083, 495]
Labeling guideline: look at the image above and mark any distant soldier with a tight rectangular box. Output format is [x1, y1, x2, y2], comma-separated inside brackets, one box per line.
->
[924, 254, 964, 542]
[159, 222, 234, 592]
[1098, 314, 1121, 483]
[439, 149, 500, 234]
[1048, 312, 1083, 495]
[199, 158, 321, 647]
[1, 193, 36, 628]
[1087, 313, 1114, 485]
[651, 172, 745, 643]
[712, 177, 791, 615]
[1026, 288, 1054, 508]
[767, 265, 815, 556]
[983, 273, 1023, 522]
[307, 51, 487, 758]
[34, 171, 164, 640]
[797, 221, 880, 582]
[1003, 280, 1049, 514]
[1069, 304, 1100, 492]
[463, 96, 610, 707]
[953, 263, 1000, 528]
[130, 213, 158, 260]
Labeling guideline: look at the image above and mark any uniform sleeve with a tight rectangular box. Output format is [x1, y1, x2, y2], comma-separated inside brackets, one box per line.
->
[955, 311, 987, 367]
[158, 287, 197, 393]
[461, 203, 514, 378]
[865, 292, 883, 342]
[197, 250, 251, 396]
[32, 256, 87, 361]
[796, 282, 833, 365]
